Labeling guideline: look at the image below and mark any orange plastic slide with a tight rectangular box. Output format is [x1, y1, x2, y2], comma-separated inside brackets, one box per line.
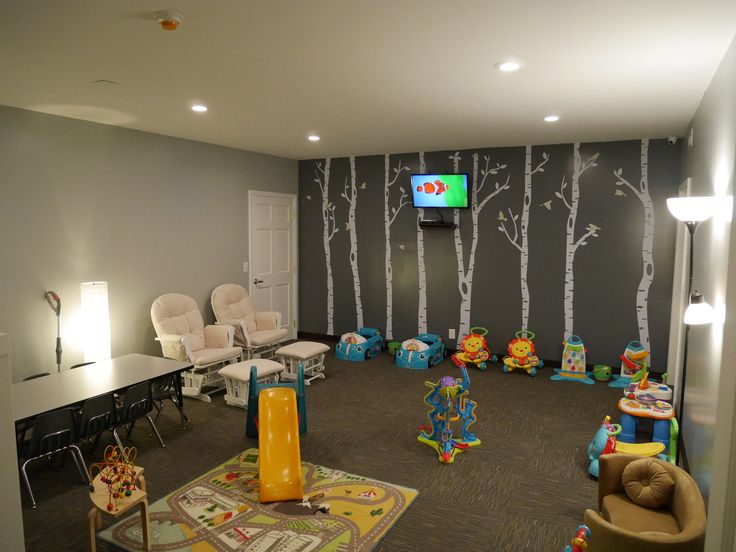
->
[258, 387, 303, 503]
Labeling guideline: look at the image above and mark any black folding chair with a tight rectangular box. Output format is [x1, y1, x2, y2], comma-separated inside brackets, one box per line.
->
[113, 382, 165, 449]
[19, 408, 89, 508]
[152, 374, 188, 429]
[77, 393, 117, 454]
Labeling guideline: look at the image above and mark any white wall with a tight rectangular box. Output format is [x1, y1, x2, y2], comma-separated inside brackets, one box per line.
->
[678, 35, 736, 551]
[0, 106, 297, 380]
[0, 335, 24, 549]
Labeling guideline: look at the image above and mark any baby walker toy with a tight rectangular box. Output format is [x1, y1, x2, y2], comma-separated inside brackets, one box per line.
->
[564, 525, 591, 552]
[396, 333, 445, 369]
[417, 356, 480, 463]
[609, 340, 649, 388]
[551, 335, 593, 384]
[335, 327, 383, 361]
[452, 327, 494, 371]
[502, 329, 542, 377]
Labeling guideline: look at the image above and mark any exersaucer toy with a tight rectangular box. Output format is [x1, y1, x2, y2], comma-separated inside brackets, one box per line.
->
[502, 329, 542, 376]
[452, 326, 494, 371]
[551, 335, 593, 384]
[417, 356, 480, 463]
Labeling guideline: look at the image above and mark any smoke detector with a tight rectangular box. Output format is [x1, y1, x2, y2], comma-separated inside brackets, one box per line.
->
[156, 11, 183, 31]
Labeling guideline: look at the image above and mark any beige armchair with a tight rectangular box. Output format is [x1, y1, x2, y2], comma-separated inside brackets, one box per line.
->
[211, 284, 288, 359]
[584, 455, 706, 552]
[151, 293, 242, 402]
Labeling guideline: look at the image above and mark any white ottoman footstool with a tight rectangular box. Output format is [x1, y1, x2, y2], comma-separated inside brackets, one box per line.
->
[276, 341, 330, 385]
[218, 359, 284, 408]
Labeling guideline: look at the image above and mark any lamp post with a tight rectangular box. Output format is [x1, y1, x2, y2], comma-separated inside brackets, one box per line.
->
[666, 196, 717, 465]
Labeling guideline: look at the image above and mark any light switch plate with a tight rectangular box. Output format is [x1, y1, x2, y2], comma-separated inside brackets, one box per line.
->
[243, 261, 249, 272]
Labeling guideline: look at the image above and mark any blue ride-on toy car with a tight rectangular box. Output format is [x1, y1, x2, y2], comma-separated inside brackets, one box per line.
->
[335, 327, 383, 361]
[395, 333, 445, 369]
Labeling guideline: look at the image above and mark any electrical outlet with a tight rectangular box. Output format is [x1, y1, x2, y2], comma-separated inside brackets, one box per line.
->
[448, 328, 456, 339]
[242, 261, 249, 272]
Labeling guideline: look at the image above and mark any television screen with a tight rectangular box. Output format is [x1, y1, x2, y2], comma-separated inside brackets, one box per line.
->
[410, 174, 469, 208]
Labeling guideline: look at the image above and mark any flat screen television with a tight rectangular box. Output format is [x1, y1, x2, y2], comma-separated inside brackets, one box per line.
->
[410, 174, 469, 208]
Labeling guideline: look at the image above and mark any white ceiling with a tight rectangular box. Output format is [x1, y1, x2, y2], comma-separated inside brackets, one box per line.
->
[2, 1, 735, 160]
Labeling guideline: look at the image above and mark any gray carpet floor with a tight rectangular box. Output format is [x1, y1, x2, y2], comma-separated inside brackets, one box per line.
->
[21, 344, 625, 551]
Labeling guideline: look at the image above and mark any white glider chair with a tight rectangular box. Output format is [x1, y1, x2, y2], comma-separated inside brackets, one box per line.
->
[211, 283, 288, 359]
[151, 293, 242, 402]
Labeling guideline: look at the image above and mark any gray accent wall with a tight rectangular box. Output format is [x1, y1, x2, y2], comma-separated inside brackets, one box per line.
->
[299, 140, 681, 368]
[679, 36, 736, 550]
[0, 106, 297, 381]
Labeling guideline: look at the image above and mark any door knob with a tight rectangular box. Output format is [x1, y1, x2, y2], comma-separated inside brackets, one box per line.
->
[253, 278, 264, 285]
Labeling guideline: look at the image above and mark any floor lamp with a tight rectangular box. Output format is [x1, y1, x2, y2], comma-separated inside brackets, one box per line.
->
[666, 196, 717, 465]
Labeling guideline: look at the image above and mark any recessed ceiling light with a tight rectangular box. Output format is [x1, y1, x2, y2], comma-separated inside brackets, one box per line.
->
[308, 135, 320, 142]
[544, 115, 560, 122]
[191, 104, 207, 113]
[495, 61, 521, 72]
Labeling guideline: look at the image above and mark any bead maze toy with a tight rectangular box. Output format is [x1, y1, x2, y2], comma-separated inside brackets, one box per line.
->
[502, 329, 542, 376]
[551, 335, 593, 384]
[609, 340, 649, 388]
[564, 525, 590, 552]
[88, 446, 141, 513]
[335, 327, 383, 361]
[452, 326, 493, 371]
[246, 364, 307, 438]
[87, 445, 150, 552]
[417, 357, 480, 463]
[396, 333, 445, 369]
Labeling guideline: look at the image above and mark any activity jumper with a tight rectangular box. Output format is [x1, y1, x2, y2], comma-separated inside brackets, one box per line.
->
[502, 329, 542, 377]
[417, 357, 480, 463]
[335, 327, 383, 361]
[396, 333, 445, 369]
[452, 327, 493, 371]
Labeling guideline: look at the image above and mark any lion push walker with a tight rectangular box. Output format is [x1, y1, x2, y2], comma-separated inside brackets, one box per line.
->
[452, 326, 494, 371]
[417, 357, 480, 463]
[502, 329, 542, 377]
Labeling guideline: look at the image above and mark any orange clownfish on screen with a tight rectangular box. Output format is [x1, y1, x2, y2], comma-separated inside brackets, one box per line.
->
[417, 179, 450, 195]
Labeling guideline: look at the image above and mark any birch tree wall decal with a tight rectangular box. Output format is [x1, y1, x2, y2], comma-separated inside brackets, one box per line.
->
[452, 151, 511, 339]
[383, 155, 411, 339]
[341, 156, 364, 328]
[498, 146, 549, 331]
[555, 143, 601, 339]
[613, 138, 653, 349]
[417, 152, 428, 334]
[315, 159, 337, 334]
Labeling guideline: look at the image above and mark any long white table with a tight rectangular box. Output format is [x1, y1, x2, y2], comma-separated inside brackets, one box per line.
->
[12, 353, 192, 423]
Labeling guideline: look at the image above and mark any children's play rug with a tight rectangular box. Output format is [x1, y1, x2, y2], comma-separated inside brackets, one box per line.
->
[98, 448, 418, 551]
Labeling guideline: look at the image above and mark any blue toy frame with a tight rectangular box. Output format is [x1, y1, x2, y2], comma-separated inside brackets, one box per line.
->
[396, 333, 445, 369]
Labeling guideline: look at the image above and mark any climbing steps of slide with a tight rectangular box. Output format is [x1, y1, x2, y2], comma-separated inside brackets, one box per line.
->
[258, 386, 303, 503]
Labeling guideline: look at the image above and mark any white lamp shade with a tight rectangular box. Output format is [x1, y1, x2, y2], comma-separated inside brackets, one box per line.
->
[666, 196, 718, 223]
[81, 281, 111, 362]
[684, 297, 715, 325]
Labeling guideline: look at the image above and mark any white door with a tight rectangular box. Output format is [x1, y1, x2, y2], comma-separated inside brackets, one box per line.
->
[248, 191, 298, 340]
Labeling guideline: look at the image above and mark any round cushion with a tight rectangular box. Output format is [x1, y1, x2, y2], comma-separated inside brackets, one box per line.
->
[622, 459, 675, 509]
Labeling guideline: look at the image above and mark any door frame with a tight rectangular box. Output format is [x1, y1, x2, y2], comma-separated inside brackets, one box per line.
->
[248, 190, 299, 340]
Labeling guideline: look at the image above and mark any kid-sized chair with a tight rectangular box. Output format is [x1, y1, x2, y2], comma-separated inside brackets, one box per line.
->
[211, 284, 288, 359]
[151, 293, 242, 402]
[584, 455, 706, 551]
